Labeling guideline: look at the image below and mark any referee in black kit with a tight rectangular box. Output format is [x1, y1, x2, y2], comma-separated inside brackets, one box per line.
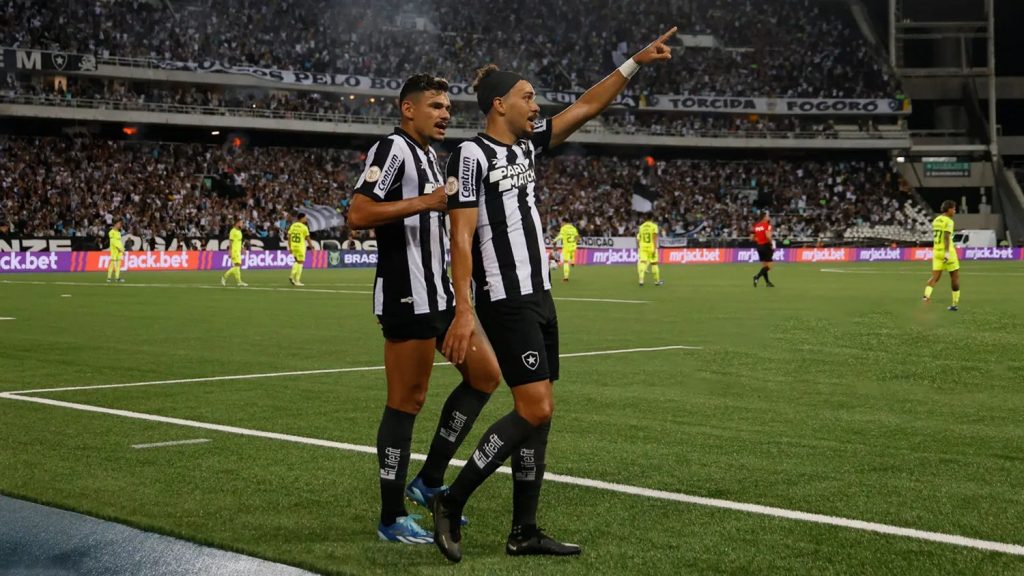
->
[431, 28, 679, 563]
[752, 210, 775, 288]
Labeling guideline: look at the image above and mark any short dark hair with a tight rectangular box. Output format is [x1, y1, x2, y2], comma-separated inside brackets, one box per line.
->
[399, 74, 449, 103]
[941, 200, 957, 212]
[295, 211, 307, 220]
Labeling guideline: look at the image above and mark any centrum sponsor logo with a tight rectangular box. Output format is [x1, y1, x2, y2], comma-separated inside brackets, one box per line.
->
[667, 248, 724, 264]
[0, 252, 60, 271]
[589, 249, 638, 265]
[857, 247, 902, 262]
[964, 247, 1016, 260]
[100, 251, 192, 271]
[799, 248, 848, 262]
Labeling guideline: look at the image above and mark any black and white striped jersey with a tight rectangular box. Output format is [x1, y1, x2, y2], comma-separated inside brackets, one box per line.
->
[354, 128, 454, 317]
[446, 119, 553, 303]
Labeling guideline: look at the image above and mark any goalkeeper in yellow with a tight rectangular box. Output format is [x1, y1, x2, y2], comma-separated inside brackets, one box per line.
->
[106, 219, 125, 283]
[288, 212, 314, 286]
[636, 219, 662, 286]
[556, 222, 579, 282]
[923, 200, 960, 311]
[222, 219, 248, 287]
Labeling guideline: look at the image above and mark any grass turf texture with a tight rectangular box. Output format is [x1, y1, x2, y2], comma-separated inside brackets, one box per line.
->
[1, 262, 1023, 575]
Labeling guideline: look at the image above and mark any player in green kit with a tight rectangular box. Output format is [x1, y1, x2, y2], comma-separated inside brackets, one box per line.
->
[923, 200, 961, 311]
[556, 222, 579, 282]
[288, 213, 313, 286]
[222, 219, 248, 287]
[636, 219, 662, 286]
[106, 219, 125, 283]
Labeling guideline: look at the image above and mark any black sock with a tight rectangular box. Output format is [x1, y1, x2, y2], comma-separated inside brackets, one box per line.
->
[764, 269, 771, 282]
[417, 381, 491, 487]
[447, 411, 536, 506]
[512, 420, 550, 528]
[377, 406, 416, 525]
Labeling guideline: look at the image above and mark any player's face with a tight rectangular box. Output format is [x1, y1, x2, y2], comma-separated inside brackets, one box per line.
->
[406, 90, 451, 143]
[503, 80, 541, 139]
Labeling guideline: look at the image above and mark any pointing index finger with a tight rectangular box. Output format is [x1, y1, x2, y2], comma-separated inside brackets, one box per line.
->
[657, 26, 678, 44]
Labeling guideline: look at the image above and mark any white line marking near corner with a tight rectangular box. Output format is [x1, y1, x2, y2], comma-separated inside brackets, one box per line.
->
[4, 345, 700, 395]
[554, 297, 650, 304]
[0, 317, 14, 320]
[1, 390, 1020, 557]
[820, 268, 1024, 277]
[132, 438, 211, 449]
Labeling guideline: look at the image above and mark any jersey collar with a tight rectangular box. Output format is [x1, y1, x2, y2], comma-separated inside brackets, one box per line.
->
[394, 127, 432, 153]
[477, 131, 524, 149]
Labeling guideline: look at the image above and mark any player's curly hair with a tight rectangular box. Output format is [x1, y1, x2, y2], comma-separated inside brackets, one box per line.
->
[472, 64, 501, 90]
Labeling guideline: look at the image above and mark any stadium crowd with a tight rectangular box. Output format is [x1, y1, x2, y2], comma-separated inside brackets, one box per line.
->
[1, 136, 918, 246]
[536, 155, 914, 242]
[3, 77, 904, 138]
[0, 137, 359, 244]
[2, 0, 898, 98]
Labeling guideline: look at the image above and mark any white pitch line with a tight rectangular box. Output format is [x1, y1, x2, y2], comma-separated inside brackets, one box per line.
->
[0, 317, 14, 320]
[820, 268, 1024, 277]
[4, 345, 700, 395]
[132, 438, 211, 449]
[0, 280, 370, 295]
[1, 390, 1021, 557]
[554, 297, 650, 304]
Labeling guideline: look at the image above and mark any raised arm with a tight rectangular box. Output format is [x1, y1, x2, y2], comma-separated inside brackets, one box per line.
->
[549, 27, 677, 148]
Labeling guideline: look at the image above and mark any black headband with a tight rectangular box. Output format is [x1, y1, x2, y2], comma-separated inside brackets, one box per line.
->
[476, 71, 524, 114]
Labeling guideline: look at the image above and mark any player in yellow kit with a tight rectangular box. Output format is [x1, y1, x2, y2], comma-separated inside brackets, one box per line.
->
[222, 218, 248, 287]
[636, 219, 662, 286]
[923, 200, 961, 311]
[106, 219, 125, 283]
[556, 222, 579, 282]
[288, 213, 314, 286]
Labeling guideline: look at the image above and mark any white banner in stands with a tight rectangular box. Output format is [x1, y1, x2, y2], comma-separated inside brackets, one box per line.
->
[146, 58, 911, 115]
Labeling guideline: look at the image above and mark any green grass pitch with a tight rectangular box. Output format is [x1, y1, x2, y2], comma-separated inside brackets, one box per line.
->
[1, 262, 1023, 575]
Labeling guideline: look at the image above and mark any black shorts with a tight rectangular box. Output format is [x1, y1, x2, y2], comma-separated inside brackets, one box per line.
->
[377, 308, 454, 341]
[476, 291, 559, 387]
[757, 245, 774, 263]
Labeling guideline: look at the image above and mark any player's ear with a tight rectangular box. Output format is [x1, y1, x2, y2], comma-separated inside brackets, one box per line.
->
[400, 98, 416, 120]
[492, 97, 506, 116]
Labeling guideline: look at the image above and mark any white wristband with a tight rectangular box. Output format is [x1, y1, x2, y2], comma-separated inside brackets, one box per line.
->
[618, 58, 641, 80]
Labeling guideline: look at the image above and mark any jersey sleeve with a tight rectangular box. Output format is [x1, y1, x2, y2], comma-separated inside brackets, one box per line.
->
[445, 143, 485, 210]
[530, 118, 553, 155]
[354, 138, 405, 201]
